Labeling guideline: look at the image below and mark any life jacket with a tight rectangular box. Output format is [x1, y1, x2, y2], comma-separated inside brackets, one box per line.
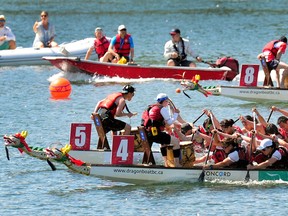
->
[114, 34, 131, 57]
[262, 40, 279, 58]
[94, 36, 110, 59]
[228, 147, 249, 168]
[212, 148, 226, 163]
[141, 104, 165, 131]
[215, 56, 239, 74]
[98, 92, 123, 117]
[254, 146, 288, 168]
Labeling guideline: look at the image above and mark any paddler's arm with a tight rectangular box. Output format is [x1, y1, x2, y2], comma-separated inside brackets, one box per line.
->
[115, 98, 134, 118]
[272, 106, 288, 117]
[108, 37, 120, 60]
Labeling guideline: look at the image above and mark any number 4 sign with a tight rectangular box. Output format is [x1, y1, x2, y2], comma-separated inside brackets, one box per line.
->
[70, 123, 92, 150]
[239, 64, 260, 87]
[112, 135, 134, 164]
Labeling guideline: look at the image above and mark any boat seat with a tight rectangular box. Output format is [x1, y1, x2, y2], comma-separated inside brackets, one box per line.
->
[93, 114, 110, 150]
[260, 56, 273, 87]
[137, 126, 156, 165]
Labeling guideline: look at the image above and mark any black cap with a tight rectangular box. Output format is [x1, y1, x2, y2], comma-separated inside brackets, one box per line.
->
[170, 28, 181, 35]
[121, 85, 135, 94]
[181, 123, 192, 134]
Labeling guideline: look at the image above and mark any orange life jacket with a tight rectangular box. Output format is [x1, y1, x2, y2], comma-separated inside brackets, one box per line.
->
[114, 34, 131, 57]
[98, 92, 123, 117]
[94, 36, 110, 59]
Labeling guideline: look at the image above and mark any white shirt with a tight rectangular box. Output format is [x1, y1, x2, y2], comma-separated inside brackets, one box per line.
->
[0, 26, 16, 46]
[160, 106, 178, 125]
[163, 37, 197, 60]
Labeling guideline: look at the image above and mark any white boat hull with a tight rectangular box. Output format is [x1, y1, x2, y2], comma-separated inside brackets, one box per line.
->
[205, 85, 288, 102]
[0, 38, 96, 66]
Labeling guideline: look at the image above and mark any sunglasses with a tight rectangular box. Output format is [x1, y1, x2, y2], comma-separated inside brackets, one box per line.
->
[41, 15, 47, 17]
[206, 124, 212, 130]
[0, 20, 5, 22]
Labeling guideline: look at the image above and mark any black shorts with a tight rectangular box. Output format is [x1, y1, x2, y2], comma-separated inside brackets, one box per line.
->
[147, 131, 171, 144]
[267, 59, 279, 71]
[168, 58, 193, 67]
[101, 117, 126, 133]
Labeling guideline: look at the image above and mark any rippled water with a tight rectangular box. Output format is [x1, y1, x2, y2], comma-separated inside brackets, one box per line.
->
[1, 0, 288, 215]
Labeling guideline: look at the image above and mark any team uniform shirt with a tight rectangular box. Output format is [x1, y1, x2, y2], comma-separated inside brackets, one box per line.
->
[163, 38, 198, 60]
[227, 150, 239, 162]
[271, 150, 282, 161]
[0, 26, 16, 46]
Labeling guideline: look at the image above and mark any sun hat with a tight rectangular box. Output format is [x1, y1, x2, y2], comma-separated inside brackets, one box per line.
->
[118, 24, 126, 31]
[257, 139, 273, 150]
[0, 15, 6, 21]
[181, 123, 193, 134]
[170, 28, 180, 35]
[156, 93, 169, 103]
[121, 85, 135, 94]
[95, 27, 103, 32]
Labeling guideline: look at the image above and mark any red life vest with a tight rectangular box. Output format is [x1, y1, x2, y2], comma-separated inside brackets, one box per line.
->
[94, 36, 110, 59]
[98, 92, 123, 117]
[141, 104, 165, 131]
[212, 149, 226, 163]
[262, 40, 279, 58]
[114, 34, 131, 57]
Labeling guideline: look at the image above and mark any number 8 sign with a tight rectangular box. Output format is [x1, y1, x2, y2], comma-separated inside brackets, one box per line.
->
[70, 123, 92, 150]
[239, 64, 260, 87]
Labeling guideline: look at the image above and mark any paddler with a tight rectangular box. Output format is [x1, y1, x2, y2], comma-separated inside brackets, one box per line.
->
[91, 85, 137, 135]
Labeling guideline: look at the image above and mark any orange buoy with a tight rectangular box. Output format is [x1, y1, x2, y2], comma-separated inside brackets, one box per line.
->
[49, 78, 72, 99]
[175, 88, 181, 93]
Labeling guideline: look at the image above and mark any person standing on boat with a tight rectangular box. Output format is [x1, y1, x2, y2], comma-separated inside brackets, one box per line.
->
[91, 85, 136, 135]
[257, 36, 288, 88]
[32, 11, 58, 48]
[104, 24, 134, 63]
[164, 28, 202, 67]
[85, 27, 111, 61]
[0, 15, 16, 50]
[142, 93, 185, 167]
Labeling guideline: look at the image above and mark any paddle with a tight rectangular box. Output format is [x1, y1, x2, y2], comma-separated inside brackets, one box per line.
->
[244, 112, 256, 182]
[47, 159, 57, 171]
[5, 146, 10, 160]
[267, 109, 273, 123]
[198, 132, 215, 182]
[192, 112, 205, 125]
[201, 60, 217, 68]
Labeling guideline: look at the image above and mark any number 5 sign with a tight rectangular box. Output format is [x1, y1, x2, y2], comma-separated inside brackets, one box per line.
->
[111, 135, 134, 164]
[70, 123, 92, 150]
[239, 64, 260, 87]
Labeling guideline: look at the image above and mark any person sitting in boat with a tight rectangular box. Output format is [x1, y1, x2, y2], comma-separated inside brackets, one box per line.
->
[203, 137, 249, 169]
[91, 85, 137, 135]
[163, 28, 202, 67]
[247, 139, 288, 170]
[103, 24, 134, 64]
[0, 15, 16, 50]
[85, 27, 111, 61]
[257, 36, 288, 88]
[33, 11, 58, 48]
[141, 93, 186, 167]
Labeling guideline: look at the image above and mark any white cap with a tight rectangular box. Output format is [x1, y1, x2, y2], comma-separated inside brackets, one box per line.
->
[118, 24, 126, 31]
[257, 139, 273, 150]
[0, 15, 6, 20]
[156, 93, 168, 103]
[95, 27, 102, 32]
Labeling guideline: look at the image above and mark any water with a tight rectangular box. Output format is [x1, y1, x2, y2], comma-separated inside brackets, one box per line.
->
[1, 0, 288, 215]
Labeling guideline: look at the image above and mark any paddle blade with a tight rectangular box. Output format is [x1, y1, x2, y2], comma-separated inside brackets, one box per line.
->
[198, 170, 205, 182]
[47, 159, 56, 171]
[5, 146, 10, 160]
[244, 171, 250, 182]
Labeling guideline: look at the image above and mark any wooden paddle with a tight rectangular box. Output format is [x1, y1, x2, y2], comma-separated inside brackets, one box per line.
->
[244, 112, 256, 182]
[198, 132, 215, 182]
[201, 60, 217, 68]
[47, 159, 57, 171]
